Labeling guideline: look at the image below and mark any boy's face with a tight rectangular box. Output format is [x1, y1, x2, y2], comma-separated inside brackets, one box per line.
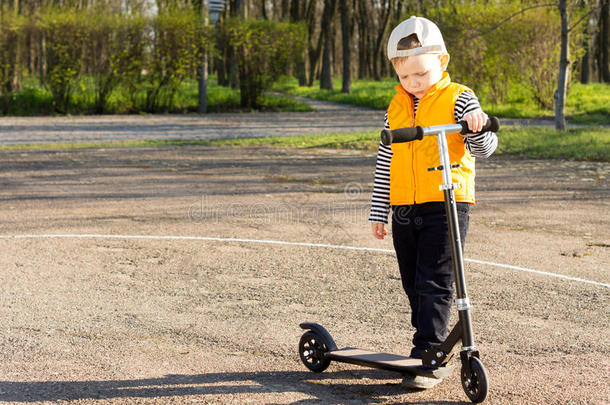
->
[393, 53, 447, 99]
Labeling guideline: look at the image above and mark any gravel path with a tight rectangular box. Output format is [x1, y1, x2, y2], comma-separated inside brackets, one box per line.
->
[0, 100, 608, 404]
[0, 144, 608, 404]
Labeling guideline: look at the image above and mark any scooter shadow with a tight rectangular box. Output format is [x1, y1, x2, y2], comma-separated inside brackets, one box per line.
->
[0, 369, 469, 404]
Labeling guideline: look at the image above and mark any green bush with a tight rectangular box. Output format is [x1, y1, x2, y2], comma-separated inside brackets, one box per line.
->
[0, 13, 24, 112]
[39, 9, 88, 113]
[144, 10, 210, 112]
[441, 3, 584, 110]
[0, 7, 212, 115]
[223, 18, 306, 109]
[83, 11, 147, 113]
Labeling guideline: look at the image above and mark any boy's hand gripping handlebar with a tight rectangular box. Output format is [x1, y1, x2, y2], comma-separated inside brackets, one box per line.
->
[380, 116, 500, 145]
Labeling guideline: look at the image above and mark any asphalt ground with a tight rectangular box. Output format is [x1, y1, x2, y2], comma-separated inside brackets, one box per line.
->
[0, 144, 608, 404]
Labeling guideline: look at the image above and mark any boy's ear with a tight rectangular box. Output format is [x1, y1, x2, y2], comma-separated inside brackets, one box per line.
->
[440, 54, 450, 71]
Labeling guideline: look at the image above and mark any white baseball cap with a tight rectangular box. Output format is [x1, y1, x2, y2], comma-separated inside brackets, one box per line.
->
[387, 16, 447, 60]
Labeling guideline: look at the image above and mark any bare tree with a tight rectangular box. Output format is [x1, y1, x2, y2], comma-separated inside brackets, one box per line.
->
[339, 0, 351, 92]
[356, 0, 369, 79]
[555, 0, 570, 130]
[307, 1, 323, 86]
[601, 0, 609, 81]
[197, 0, 207, 113]
[372, 0, 394, 81]
[320, 0, 336, 90]
[580, 1, 597, 84]
[290, 0, 313, 85]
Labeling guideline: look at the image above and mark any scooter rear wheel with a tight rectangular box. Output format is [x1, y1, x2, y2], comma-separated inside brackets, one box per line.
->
[299, 331, 331, 372]
[461, 356, 488, 403]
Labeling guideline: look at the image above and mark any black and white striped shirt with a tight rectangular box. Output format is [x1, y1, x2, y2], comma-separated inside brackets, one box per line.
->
[369, 91, 498, 224]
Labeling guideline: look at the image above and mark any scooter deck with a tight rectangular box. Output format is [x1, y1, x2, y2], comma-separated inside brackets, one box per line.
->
[328, 348, 455, 379]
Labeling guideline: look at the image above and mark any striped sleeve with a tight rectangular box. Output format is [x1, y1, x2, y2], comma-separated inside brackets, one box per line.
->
[455, 91, 498, 159]
[368, 113, 393, 224]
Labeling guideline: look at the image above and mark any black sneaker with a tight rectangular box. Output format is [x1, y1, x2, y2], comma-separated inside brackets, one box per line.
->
[409, 347, 425, 359]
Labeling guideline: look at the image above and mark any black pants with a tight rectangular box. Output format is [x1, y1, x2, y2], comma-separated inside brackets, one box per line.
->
[391, 201, 470, 358]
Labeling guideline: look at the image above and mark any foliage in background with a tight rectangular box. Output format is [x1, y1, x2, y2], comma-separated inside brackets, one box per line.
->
[221, 18, 306, 109]
[274, 75, 397, 109]
[0, 7, 212, 114]
[39, 9, 88, 113]
[0, 1, 604, 119]
[0, 13, 22, 97]
[2, 75, 312, 115]
[437, 3, 585, 110]
[83, 11, 147, 113]
[274, 76, 610, 125]
[145, 9, 210, 112]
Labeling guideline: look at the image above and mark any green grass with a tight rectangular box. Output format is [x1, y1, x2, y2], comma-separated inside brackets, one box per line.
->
[2, 125, 607, 161]
[0, 132, 378, 152]
[273, 76, 610, 125]
[479, 82, 610, 125]
[214, 126, 610, 161]
[272, 76, 396, 110]
[0, 139, 213, 150]
[208, 131, 381, 151]
[495, 126, 610, 161]
[0, 75, 312, 116]
[566, 83, 610, 125]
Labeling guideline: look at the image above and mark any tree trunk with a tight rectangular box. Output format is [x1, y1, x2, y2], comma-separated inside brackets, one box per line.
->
[372, 0, 393, 81]
[281, 0, 290, 19]
[11, 0, 21, 92]
[320, 0, 336, 90]
[320, 33, 332, 89]
[306, 0, 321, 86]
[229, 51, 239, 89]
[261, 0, 268, 19]
[216, 30, 227, 86]
[581, 42, 590, 84]
[554, 0, 569, 131]
[291, 0, 307, 86]
[357, 0, 368, 79]
[308, 26, 322, 86]
[581, 8, 595, 84]
[198, 1, 208, 113]
[340, 0, 351, 93]
[601, 0, 609, 82]
[229, 0, 246, 89]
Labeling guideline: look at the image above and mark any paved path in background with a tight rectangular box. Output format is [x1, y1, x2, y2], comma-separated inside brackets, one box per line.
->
[0, 97, 568, 146]
[0, 98, 384, 145]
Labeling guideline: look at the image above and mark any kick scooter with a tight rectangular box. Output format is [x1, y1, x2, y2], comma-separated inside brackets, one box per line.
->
[298, 117, 500, 403]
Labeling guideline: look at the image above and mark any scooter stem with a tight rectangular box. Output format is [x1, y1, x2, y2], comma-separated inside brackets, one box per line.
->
[433, 128, 475, 351]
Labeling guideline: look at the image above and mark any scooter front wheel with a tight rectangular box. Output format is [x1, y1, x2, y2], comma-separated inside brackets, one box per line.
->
[461, 356, 488, 403]
[299, 331, 331, 373]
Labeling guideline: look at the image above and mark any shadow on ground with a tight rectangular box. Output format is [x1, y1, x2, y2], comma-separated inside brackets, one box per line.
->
[0, 370, 468, 404]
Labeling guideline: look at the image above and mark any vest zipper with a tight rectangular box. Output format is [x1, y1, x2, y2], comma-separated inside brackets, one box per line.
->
[411, 96, 417, 204]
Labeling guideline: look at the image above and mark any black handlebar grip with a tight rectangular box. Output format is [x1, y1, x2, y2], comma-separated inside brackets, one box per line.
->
[380, 126, 424, 145]
[459, 116, 500, 135]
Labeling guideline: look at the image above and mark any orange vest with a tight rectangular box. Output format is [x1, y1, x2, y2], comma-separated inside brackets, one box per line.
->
[387, 73, 476, 205]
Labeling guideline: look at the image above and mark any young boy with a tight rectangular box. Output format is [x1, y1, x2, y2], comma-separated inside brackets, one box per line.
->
[368, 16, 497, 389]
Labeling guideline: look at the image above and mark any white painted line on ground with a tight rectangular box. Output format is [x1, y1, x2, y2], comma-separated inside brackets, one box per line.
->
[1, 233, 608, 289]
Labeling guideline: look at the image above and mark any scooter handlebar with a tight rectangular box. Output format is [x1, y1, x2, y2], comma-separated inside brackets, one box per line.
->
[380, 126, 423, 145]
[459, 116, 500, 135]
[381, 116, 500, 146]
